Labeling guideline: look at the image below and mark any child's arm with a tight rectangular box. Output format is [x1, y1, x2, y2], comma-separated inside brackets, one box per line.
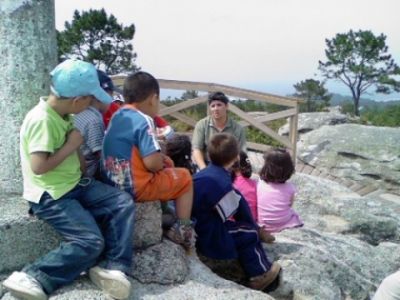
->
[289, 182, 297, 207]
[163, 155, 174, 168]
[30, 129, 83, 175]
[193, 149, 207, 170]
[78, 149, 86, 174]
[142, 152, 164, 173]
[290, 194, 295, 207]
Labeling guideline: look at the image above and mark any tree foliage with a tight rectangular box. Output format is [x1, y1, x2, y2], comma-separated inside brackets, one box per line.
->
[293, 79, 331, 112]
[57, 9, 139, 74]
[181, 90, 199, 100]
[360, 105, 400, 127]
[319, 29, 400, 116]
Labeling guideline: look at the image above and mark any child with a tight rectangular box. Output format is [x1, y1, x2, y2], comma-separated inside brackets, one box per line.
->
[103, 93, 123, 128]
[160, 134, 196, 229]
[166, 134, 196, 175]
[257, 148, 303, 233]
[231, 151, 257, 218]
[154, 115, 175, 141]
[231, 151, 275, 243]
[101, 71, 195, 250]
[103, 92, 174, 143]
[192, 133, 281, 292]
[2, 59, 134, 300]
[74, 70, 114, 178]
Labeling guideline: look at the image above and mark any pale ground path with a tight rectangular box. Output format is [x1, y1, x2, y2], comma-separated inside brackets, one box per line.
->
[248, 150, 400, 212]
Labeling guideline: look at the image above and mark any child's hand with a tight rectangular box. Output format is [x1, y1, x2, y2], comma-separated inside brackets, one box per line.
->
[66, 129, 83, 151]
[163, 155, 175, 168]
[259, 228, 275, 244]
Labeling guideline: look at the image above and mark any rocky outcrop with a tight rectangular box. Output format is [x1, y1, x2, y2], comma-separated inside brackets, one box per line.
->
[2, 171, 400, 299]
[265, 173, 400, 300]
[297, 123, 400, 194]
[1, 249, 271, 300]
[0, 198, 162, 274]
[279, 110, 350, 136]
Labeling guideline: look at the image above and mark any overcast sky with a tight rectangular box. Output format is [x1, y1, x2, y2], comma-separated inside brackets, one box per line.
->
[55, 0, 400, 99]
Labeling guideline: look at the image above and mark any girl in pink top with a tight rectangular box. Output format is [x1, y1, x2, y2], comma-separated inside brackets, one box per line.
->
[232, 151, 275, 243]
[232, 151, 258, 219]
[257, 148, 303, 233]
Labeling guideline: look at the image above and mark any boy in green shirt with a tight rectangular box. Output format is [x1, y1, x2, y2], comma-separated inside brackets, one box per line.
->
[3, 59, 134, 300]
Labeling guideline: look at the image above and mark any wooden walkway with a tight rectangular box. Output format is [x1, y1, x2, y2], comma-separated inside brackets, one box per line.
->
[247, 151, 379, 197]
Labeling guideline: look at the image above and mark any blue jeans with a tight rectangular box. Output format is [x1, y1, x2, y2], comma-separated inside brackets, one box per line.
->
[23, 178, 134, 294]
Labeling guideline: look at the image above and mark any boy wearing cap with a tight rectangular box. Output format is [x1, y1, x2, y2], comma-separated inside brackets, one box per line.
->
[102, 71, 195, 250]
[2, 59, 134, 300]
[192, 91, 247, 170]
[74, 70, 114, 178]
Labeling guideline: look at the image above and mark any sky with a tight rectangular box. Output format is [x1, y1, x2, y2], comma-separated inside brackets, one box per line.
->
[55, 0, 400, 100]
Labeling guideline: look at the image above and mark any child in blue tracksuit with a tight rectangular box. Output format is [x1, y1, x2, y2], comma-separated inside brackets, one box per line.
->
[192, 133, 281, 292]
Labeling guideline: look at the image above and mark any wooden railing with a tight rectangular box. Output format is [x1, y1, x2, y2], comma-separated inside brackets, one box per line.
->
[111, 76, 302, 160]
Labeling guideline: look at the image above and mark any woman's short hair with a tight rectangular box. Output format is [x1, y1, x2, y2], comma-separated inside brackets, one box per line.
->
[208, 133, 239, 167]
[259, 148, 294, 183]
[208, 91, 229, 104]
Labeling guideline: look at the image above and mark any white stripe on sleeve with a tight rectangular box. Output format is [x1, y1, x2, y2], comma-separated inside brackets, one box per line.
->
[215, 190, 241, 222]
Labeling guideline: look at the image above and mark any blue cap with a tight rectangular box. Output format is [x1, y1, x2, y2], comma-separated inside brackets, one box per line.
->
[50, 59, 112, 104]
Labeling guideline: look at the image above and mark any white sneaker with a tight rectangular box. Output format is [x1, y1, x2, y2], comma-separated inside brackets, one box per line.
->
[89, 266, 131, 299]
[2, 271, 47, 300]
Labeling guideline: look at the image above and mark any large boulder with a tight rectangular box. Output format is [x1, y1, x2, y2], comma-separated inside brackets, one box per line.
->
[297, 123, 400, 194]
[265, 173, 400, 299]
[1, 255, 272, 300]
[132, 240, 188, 284]
[279, 110, 350, 136]
[0, 197, 162, 274]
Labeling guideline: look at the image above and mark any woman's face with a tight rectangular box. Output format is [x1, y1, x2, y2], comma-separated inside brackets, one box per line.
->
[209, 100, 228, 121]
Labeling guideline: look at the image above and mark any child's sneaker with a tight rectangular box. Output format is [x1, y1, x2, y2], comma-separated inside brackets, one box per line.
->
[165, 220, 196, 250]
[89, 266, 131, 300]
[249, 262, 281, 291]
[3, 271, 47, 300]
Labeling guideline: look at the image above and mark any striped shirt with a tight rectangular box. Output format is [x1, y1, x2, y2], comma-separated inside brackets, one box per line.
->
[74, 106, 105, 177]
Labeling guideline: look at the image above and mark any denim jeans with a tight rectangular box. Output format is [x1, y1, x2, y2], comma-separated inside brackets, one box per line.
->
[23, 178, 134, 294]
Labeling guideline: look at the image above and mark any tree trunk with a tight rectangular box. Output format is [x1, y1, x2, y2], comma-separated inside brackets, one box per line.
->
[0, 0, 57, 194]
[354, 96, 360, 116]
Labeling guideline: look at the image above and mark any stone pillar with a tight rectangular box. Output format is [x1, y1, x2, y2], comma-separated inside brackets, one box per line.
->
[0, 0, 57, 194]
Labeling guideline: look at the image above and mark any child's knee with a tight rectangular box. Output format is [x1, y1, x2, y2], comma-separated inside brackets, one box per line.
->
[115, 191, 135, 211]
[76, 234, 105, 259]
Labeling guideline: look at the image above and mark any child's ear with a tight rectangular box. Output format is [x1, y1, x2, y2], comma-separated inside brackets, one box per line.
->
[151, 93, 159, 104]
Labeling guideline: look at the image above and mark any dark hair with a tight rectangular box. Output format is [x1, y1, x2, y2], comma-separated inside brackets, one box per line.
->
[259, 148, 294, 183]
[208, 133, 239, 167]
[166, 134, 196, 175]
[230, 151, 252, 181]
[208, 91, 229, 104]
[123, 71, 159, 104]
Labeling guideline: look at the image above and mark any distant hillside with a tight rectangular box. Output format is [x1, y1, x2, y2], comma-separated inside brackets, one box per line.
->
[330, 93, 400, 108]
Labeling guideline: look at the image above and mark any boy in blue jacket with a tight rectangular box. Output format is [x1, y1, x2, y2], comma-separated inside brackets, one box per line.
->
[192, 133, 281, 291]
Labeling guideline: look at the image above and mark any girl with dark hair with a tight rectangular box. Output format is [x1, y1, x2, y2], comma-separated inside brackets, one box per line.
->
[231, 151, 256, 218]
[257, 148, 303, 233]
[166, 134, 196, 175]
[232, 151, 275, 243]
